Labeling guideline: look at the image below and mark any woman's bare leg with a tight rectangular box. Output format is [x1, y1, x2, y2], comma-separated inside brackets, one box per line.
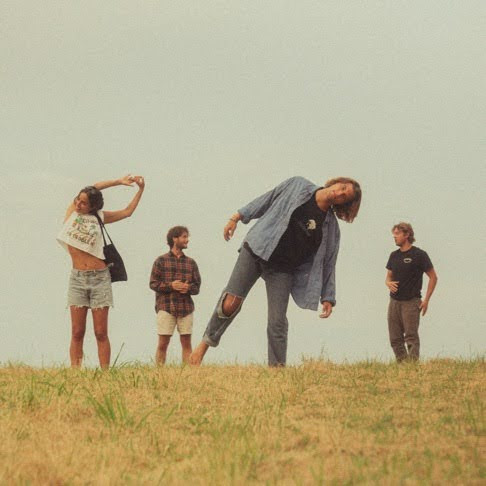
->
[70, 306, 88, 368]
[92, 307, 111, 369]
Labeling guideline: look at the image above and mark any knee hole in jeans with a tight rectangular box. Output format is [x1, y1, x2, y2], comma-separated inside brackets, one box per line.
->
[219, 293, 243, 318]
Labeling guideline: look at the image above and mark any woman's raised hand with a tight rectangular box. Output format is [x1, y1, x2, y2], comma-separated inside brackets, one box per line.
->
[119, 175, 135, 186]
[132, 176, 145, 189]
[118, 175, 145, 189]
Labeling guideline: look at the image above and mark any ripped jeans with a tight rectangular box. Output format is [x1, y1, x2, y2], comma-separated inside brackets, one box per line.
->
[67, 268, 113, 309]
[203, 246, 293, 366]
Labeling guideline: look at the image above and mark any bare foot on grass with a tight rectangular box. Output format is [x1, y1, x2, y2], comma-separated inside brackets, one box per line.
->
[189, 341, 209, 366]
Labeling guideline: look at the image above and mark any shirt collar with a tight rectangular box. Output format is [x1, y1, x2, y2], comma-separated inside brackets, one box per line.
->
[169, 250, 186, 259]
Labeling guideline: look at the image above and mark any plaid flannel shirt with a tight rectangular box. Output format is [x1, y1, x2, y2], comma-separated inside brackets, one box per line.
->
[149, 251, 201, 317]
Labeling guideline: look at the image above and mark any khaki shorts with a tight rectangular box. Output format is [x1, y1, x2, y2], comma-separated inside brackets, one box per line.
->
[157, 311, 193, 336]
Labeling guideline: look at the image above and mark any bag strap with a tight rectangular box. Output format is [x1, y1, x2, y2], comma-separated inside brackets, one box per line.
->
[94, 213, 114, 246]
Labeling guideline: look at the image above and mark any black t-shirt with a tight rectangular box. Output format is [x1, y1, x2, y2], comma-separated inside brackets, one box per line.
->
[386, 246, 433, 301]
[265, 190, 326, 271]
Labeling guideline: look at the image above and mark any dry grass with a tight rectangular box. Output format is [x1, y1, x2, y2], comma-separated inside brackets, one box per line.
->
[0, 359, 484, 485]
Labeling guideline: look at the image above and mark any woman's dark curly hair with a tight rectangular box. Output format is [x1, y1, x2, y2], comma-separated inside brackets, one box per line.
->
[76, 186, 104, 214]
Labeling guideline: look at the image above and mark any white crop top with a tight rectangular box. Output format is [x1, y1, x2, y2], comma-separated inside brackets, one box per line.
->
[57, 210, 106, 260]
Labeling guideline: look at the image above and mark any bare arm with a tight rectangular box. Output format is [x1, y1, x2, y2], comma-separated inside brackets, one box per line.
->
[103, 176, 145, 224]
[93, 175, 134, 191]
[419, 268, 438, 316]
[63, 202, 76, 223]
[385, 269, 398, 294]
[63, 175, 134, 222]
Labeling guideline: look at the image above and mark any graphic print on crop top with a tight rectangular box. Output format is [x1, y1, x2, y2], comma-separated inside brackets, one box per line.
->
[57, 210, 105, 259]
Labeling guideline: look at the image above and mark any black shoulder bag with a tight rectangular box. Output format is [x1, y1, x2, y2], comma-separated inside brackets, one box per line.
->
[95, 214, 128, 282]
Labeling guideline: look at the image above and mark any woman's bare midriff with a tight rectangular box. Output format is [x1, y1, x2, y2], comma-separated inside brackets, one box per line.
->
[68, 245, 107, 270]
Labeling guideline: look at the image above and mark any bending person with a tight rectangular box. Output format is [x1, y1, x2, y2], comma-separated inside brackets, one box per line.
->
[190, 176, 361, 366]
[57, 175, 145, 369]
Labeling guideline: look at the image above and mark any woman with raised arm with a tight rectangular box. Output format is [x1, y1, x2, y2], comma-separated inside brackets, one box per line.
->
[57, 175, 145, 369]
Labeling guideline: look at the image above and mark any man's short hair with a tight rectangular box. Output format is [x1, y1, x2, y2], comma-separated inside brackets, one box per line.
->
[392, 222, 415, 243]
[166, 226, 189, 248]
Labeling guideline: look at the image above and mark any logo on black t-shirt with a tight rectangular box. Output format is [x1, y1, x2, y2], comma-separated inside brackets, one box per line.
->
[306, 219, 317, 230]
[386, 246, 433, 300]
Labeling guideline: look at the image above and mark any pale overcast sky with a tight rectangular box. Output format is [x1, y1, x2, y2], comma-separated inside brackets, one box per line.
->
[1, 1, 485, 366]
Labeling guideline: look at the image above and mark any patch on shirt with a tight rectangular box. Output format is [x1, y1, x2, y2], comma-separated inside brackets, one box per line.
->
[306, 219, 317, 230]
[403, 258, 412, 263]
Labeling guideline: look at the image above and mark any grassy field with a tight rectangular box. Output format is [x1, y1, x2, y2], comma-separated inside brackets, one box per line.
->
[0, 359, 484, 485]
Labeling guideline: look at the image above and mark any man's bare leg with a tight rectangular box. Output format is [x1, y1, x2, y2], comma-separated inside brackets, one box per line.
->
[180, 334, 192, 364]
[189, 341, 209, 366]
[156, 335, 171, 365]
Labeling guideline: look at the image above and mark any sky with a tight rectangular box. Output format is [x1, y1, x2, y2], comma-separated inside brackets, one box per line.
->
[1, 1, 485, 366]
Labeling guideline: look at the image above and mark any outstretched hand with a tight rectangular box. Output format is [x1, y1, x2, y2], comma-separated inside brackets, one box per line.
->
[319, 301, 333, 318]
[224, 220, 237, 241]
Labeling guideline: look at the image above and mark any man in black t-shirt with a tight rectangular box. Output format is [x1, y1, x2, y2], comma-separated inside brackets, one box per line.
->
[385, 222, 438, 361]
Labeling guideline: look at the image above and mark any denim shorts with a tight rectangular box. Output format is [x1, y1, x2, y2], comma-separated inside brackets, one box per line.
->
[67, 268, 113, 309]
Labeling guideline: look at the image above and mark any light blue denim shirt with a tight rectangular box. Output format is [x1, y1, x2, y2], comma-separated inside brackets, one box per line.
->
[238, 176, 341, 311]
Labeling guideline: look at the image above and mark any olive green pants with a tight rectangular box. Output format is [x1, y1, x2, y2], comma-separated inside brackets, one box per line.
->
[387, 297, 421, 361]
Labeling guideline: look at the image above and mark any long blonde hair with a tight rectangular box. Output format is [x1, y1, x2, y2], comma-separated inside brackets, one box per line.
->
[324, 177, 362, 223]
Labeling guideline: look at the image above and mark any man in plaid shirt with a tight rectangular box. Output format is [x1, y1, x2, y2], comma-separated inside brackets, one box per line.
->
[150, 226, 201, 364]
